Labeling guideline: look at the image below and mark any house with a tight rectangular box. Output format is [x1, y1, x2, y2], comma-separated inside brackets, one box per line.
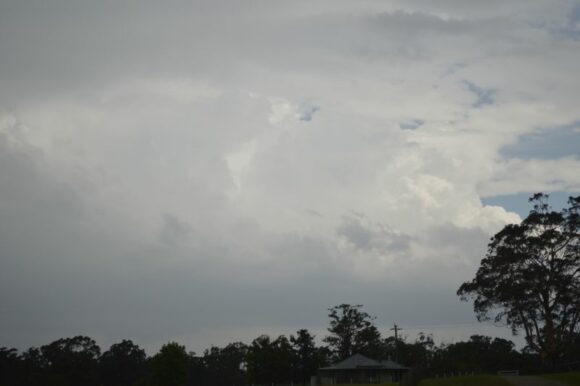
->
[317, 353, 408, 384]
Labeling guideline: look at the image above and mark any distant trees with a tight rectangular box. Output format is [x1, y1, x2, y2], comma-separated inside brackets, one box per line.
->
[431, 335, 520, 374]
[40, 336, 101, 386]
[323, 304, 382, 360]
[99, 340, 146, 386]
[458, 193, 580, 364]
[3, 301, 580, 385]
[291, 329, 329, 385]
[20, 347, 45, 386]
[246, 335, 294, 384]
[385, 332, 434, 367]
[151, 342, 189, 386]
[202, 342, 247, 386]
[0, 347, 22, 386]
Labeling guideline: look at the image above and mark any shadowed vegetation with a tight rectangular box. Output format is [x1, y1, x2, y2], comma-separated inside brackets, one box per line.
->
[542, 372, 580, 386]
[321, 384, 397, 386]
[419, 375, 514, 386]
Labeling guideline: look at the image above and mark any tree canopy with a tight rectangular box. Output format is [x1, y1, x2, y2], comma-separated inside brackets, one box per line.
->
[40, 336, 101, 386]
[458, 193, 580, 364]
[151, 342, 189, 386]
[99, 340, 146, 386]
[323, 304, 382, 360]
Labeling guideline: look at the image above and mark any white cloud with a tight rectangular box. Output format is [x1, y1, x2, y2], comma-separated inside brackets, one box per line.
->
[0, 0, 579, 353]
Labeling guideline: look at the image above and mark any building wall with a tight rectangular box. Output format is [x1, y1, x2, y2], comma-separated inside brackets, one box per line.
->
[318, 370, 395, 384]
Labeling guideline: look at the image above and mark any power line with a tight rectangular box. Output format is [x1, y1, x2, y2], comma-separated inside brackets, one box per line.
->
[399, 322, 505, 330]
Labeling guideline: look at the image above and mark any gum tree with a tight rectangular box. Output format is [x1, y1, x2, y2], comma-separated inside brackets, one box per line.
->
[458, 194, 580, 364]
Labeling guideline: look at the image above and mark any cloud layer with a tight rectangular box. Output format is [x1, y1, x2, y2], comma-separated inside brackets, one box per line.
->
[1, 0, 579, 353]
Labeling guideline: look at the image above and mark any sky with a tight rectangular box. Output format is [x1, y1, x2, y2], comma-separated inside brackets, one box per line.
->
[1, 0, 580, 355]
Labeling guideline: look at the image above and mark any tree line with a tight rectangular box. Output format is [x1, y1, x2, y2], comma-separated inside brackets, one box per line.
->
[2, 303, 579, 386]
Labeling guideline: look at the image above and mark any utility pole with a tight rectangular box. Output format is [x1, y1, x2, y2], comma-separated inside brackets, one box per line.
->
[390, 324, 402, 342]
[390, 324, 402, 361]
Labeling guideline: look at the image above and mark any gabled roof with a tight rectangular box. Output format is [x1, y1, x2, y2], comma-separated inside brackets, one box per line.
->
[319, 353, 407, 371]
[376, 359, 407, 370]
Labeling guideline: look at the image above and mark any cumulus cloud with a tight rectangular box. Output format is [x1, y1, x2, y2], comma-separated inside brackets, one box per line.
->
[0, 0, 579, 353]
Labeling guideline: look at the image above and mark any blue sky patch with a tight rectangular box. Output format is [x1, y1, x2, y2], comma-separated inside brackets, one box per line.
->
[500, 120, 580, 160]
[299, 105, 319, 122]
[548, 3, 580, 40]
[399, 119, 424, 130]
[571, 2, 580, 25]
[464, 81, 496, 108]
[482, 191, 579, 218]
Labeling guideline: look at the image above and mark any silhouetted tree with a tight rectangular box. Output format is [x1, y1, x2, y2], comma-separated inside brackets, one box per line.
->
[324, 304, 382, 360]
[202, 342, 247, 386]
[39, 336, 101, 386]
[100, 340, 146, 386]
[383, 332, 434, 367]
[246, 335, 294, 384]
[458, 193, 580, 364]
[291, 329, 329, 384]
[560, 331, 580, 366]
[151, 342, 189, 386]
[430, 335, 521, 374]
[0, 347, 22, 386]
[21, 347, 47, 386]
[187, 354, 205, 386]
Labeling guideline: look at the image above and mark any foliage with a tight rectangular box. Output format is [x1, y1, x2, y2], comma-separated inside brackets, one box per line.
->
[430, 335, 521, 374]
[0, 347, 22, 385]
[202, 342, 247, 386]
[19, 347, 46, 386]
[292, 329, 329, 384]
[324, 304, 382, 360]
[458, 194, 580, 363]
[560, 332, 580, 362]
[542, 372, 580, 386]
[246, 335, 294, 384]
[321, 384, 397, 386]
[100, 340, 146, 386]
[418, 375, 514, 386]
[151, 342, 189, 386]
[40, 335, 101, 386]
[383, 332, 435, 367]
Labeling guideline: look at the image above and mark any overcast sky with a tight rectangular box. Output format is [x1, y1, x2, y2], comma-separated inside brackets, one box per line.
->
[1, 0, 580, 355]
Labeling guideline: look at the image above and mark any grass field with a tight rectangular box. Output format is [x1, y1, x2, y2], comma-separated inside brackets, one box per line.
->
[321, 384, 398, 386]
[542, 372, 580, 386]
[418, 375, 514, 386]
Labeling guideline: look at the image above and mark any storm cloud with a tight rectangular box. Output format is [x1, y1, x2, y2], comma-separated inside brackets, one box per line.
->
[1, 0, 579, 353]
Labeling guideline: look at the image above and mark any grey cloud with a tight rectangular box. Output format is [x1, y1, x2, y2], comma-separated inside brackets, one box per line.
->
[337, 216, 412, 253]
[0, 0, 542, 106]
[420, 223, 490, 257]
[0, 123, 485, 353]
[159, 214, 192, 246]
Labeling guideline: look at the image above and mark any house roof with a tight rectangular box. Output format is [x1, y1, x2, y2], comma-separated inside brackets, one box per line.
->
[319, 353, 408, 371]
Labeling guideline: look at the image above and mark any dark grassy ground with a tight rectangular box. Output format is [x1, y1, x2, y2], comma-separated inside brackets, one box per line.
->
[418, 375, 515, 386]
[542, 372, 580, 386]
[321, 384, 397, 386]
